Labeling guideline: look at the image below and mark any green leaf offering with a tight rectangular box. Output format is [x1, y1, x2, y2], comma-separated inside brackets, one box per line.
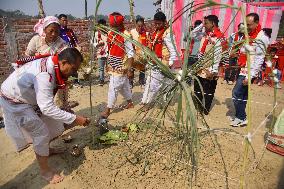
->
[99, 130, 128, 144]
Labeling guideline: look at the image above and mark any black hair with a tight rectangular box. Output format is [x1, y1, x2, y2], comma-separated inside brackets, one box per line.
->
[247, 13, 259, 23]
[136, 17, 145, 24]
[58, 48, 83, 64]
[58, 14, 67, 20]
[154, 11, 167, 22]
[194, 20, 202, 28]
[270, 47, 278, 53]
[204, 15, 219, 26]
[111, 12, 122, 16]
[263, 28, 272, 38]
[98, 19, 107, 25]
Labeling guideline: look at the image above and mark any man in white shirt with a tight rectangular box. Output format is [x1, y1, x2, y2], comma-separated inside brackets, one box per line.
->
[0, 48, 90, 184]
[130, 17, 148, 88]
[194, 15, 225, 115]
[231, 13, 269, 127]
[100, 12, 135, 118]
[141, 11, 177, 105]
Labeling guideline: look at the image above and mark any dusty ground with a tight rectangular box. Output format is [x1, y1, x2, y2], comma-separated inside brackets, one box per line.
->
[0, 74, 284, 189]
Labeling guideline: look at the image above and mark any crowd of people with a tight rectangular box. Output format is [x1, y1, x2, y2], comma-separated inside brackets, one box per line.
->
[0, 10, 282, 184]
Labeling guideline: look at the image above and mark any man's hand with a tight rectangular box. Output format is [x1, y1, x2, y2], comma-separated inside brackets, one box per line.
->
[74, 115, 91, 126]
[242, 78, 248, 86]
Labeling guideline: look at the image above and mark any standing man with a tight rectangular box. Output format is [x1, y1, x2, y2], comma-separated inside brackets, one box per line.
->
[231, 13, 270, 127]
[194, 15, 226, 115]
[141, 11, 177, 105]
[58, 14, 78, 47]
[224, 23, 244, 85]
[184, 20, 204, 66]
[100, 12, 134, 118]
[58, 14, 80, 85]
[130, 17, 149, 88]
[0, 48, 90, 184]
[93, 19, 108, 86]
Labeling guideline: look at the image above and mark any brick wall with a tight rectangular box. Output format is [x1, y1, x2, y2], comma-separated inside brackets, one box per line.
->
[0, 18, 93, 82]
[0, 18, 154, 82]
[0, 18, 9, 82]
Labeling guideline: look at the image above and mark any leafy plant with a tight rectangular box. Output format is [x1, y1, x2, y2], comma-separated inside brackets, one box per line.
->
[91, 0, 274, 188]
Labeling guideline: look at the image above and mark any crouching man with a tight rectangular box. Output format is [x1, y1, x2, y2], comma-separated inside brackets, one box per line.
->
[0, 48, 90, 184]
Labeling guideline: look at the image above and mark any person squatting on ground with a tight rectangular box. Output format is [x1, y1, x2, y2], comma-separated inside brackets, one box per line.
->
[0, 48, 90, 184]
[194, 15, 227, 115]
[92, 18, 108, 86]
[231, 13, 270, 127]
[100, 12, 135, 119]
[141, 11, 177, 105]
[130, 17, 149, 88]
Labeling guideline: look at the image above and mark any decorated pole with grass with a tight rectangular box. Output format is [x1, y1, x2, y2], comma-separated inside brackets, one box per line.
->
[239, 5, 252, 189]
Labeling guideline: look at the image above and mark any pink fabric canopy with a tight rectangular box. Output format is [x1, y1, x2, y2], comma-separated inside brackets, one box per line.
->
[161, 0, 283, 51]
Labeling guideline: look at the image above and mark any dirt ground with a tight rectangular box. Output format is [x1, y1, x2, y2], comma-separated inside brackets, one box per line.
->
[0, 74, 284, 189]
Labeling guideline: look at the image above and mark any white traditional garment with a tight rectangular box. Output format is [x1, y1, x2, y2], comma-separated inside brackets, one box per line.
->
[239, 30, 270, 79]
[25, 35, 67, 56]
[106, 31, 134, 108]
[141, 29, 177, 104]
[0, 57, 76, 156]
[25, 35, 69, 108]
[107, 75, 132, 108]
[141, 69, 165, 104]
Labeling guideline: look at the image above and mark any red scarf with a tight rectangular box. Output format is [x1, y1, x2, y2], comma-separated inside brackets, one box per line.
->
[238, 24, 261, 67]
[51, 55, 66, 90]
[149, 28, 166, 58]
[107, 30, 125, 58]
[200, 27, 225, 54]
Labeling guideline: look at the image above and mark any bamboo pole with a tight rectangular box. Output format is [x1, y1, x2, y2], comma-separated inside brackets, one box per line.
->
[37, 0, 45, 18]
[85, 0, 88, 19]
[88, 0, 98, 116]
[128, 0, 136, 24]
[239, 5, 251, 189]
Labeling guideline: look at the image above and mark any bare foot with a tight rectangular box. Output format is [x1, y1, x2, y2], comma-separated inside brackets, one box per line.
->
[41, 169, 64, 184]
[49, 147, 66, 156]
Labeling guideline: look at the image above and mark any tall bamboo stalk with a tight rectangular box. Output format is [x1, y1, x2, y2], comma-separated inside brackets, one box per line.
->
[37, 0, 45, 18]
[85, 0, 88, 19]
[128, 0, 135, 23]
[239, 5, 251, 189]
